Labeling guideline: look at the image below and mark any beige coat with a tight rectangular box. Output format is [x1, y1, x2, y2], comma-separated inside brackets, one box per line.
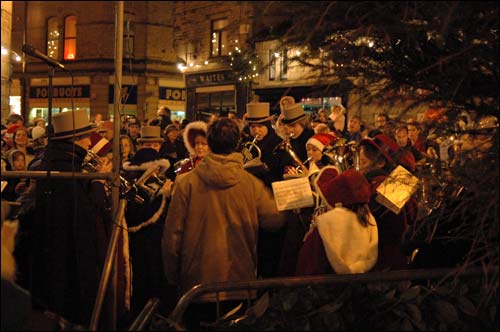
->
[162, 152, 284, 301]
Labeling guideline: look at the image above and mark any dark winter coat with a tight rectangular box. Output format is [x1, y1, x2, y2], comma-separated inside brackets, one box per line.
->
[365, 169, 417, 270]
[20, 140, 111, 325]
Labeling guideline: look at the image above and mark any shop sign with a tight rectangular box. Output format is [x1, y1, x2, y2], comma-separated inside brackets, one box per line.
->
[186, 70, 234, 87]
[30, 85, 90, 98]
[108, 85, 137, 104]
[159, 87, 186, 101]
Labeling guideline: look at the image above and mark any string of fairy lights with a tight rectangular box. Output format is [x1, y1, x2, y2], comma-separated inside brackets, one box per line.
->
[176, 39, 264, 83]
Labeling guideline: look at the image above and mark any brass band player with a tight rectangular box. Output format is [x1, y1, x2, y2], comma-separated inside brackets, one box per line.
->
[279, 99, 315, 177]
[240, 102, 291, 278]
[241, 102, 289, 187]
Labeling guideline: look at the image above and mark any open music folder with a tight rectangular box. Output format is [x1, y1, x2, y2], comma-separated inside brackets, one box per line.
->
[375, 165, 419, 214]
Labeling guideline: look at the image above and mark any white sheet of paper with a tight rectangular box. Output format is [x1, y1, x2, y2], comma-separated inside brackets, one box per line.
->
[271, 177, 314, 211]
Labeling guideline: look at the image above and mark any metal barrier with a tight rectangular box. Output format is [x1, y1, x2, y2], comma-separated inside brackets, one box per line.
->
[157, 266, 492, 329]
[2, 170, 112, 180]
[129, 298, 161, 331]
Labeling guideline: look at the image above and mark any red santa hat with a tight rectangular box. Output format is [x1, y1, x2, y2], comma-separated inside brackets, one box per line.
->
[4, 124, 23, 148]
[306, 133, 338, 152]
[89, 131, 112, 156]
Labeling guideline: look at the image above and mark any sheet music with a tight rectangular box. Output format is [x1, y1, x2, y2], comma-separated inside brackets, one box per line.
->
[375, 165, 419, 214]
[272, 177, 314, 211]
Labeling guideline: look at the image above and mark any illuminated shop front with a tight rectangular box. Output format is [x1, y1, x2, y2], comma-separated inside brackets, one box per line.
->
[28, 77, 91, 123]
[159, 81, 186, 122]
[185, 70, 248, 121]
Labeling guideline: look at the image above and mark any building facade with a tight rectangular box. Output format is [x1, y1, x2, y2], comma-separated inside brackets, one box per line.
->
[10, 1, 186, 124]
[172, 1, 254, 121]
[7, 1, 422, 127]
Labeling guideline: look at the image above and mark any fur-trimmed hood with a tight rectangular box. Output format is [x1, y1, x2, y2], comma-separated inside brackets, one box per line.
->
[183, 121, 208, 156]
[122, 148, 171, 171]
[122, 158, 170, 171]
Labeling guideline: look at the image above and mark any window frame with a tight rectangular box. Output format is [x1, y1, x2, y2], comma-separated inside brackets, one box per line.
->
[280, 49, 288, 80]
[269, 50, 276, 81]
[123, 12, 135, 59]
[210, 18, 229, 58]
[63, 15, 77, 61]
[46, 17, 60, 59]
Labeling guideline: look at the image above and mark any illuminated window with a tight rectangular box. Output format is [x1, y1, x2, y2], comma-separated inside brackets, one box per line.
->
[269, 50, 276, 81]
[211, 19, 228, 57]
[47, 17, 59, 59]
[64, 15, 77, 60]
[269, 49, 287, 81]
[124, 12, 135, 59]
[280, 50, 288, 80]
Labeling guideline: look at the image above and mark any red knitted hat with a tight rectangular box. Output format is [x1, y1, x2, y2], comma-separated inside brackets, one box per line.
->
[323, 169, 372, 207]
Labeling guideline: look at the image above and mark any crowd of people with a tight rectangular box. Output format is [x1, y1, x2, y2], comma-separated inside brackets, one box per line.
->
[1, 100, 498, 329]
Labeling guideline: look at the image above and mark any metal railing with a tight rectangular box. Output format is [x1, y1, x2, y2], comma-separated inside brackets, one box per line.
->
[2, 170, 112, 180]
[148, 266, 491, 330]
[128, 298, 162, 331]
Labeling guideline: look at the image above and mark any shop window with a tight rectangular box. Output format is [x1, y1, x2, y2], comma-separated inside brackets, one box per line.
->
[211, 19, 228, 57]
[64, 15, 77, 60]
[47, 17, 60, 59]
[195, 91, 235, 120]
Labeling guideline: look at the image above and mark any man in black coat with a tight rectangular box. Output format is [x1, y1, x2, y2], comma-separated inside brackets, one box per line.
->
[15, 110, 111, 326]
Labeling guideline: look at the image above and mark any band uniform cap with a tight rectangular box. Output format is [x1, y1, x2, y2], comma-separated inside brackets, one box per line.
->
[97, 120, 114, 133]
[137, 126, 163, 143]
[246, 102, 274, 123]
[128, 116, 140, 126]
[51, 110, 96, 140]
[31, 126, 46, 141]
[279, 96, 295, 111]
[282, 103, 307, 124]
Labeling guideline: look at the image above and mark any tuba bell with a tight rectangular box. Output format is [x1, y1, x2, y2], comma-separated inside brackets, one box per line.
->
[273, 134, 309, 175]
[322, 138, 358, 172]
[134, 165, 168, 201]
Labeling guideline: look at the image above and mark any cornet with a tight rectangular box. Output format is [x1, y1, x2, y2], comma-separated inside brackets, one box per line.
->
[241, 134, 263, 167]
[82, 150, 144, 204]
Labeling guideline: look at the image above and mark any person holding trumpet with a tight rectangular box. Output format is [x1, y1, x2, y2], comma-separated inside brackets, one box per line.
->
[242, 102, 289, 187]
[275, 99, 315, 178]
